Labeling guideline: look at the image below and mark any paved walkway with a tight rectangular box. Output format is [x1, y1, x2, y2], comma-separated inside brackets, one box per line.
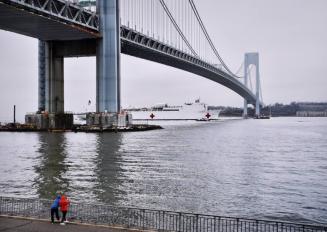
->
[0, 216, 149, 232]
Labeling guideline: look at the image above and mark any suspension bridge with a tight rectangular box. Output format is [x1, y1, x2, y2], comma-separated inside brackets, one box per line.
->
[0, 0, 264, 128]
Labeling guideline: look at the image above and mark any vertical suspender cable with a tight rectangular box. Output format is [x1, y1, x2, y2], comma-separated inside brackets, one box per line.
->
[164, 2, 166, 42]
[177, 0, 180, 49]
[181, 0, 183, 51]
[169, 0, 174, 46]
[188, 0, 240, 78]
[158, 0, 198, 57]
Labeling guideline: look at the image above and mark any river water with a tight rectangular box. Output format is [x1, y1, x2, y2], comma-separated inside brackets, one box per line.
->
[0, 117, 326, 224]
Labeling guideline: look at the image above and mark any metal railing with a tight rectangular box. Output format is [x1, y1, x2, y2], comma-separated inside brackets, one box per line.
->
[1, 196, 326, 232]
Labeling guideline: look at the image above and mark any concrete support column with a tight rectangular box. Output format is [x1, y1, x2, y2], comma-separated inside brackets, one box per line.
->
[96, 0, 121, 113]
[38, 40, 46, 112]
[255, 59, 261, 117]
[243, 54, 248, 118]
[44, 41, 64, 114]
[244, 52, 261, 118]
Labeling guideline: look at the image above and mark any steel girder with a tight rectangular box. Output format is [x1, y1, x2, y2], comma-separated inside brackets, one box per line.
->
[0, 0, 99, 31]
[121, 26, 227, 74]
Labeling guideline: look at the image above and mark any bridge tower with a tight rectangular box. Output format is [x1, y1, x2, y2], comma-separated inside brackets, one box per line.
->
[35, 40, 71, 129]
[35, 0, 121, 129]
[38, 41, 46, 113]
[243, 53, 261, 118]
[96, 0, 121, 113]
[38, 40, 64, 114]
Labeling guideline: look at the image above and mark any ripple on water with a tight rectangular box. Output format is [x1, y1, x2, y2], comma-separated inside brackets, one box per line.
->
[0, 118, 327, 223]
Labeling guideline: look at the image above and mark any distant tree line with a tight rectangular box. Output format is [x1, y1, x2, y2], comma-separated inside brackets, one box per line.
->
[208, 102, 327, 117]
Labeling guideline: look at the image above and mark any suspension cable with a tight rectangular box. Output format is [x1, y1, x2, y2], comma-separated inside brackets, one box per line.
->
[188, 0, 241, 78]
[259, 77, 263, 103]
[247, 65, 254, 92]
[159, 0, 198, 57]
[235, 62, 244, 77]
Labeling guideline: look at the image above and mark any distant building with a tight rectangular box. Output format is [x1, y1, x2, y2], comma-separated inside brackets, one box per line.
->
[296, 111, 327, 117]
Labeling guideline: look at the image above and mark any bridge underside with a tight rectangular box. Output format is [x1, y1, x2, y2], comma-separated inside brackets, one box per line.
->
[0, 0, 257, 109]
[121, 40, 256, 105]
[0, 0, 256, 106]
[0, 1, 99, 40]
[43, 38, 257, 105]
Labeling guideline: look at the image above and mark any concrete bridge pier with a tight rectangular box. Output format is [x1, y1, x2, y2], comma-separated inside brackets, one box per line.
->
[82, 0, 122, 128]
[96, 0, 120, 113]
[26, 40, 73, 130]
[44, 41, 65, 114]
[30, 0, 122, 129]
[38, 40, 65, 113]
[38, 41, 46, 112]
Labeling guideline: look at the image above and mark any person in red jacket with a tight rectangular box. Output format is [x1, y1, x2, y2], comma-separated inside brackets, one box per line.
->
[59, 193, 70, 225]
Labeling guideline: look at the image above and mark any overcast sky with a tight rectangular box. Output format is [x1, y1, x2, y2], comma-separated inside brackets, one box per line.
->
[0, 0, 327, 122]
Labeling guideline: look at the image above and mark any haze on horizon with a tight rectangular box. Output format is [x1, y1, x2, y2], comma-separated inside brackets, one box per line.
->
[0, 0, 326, 122]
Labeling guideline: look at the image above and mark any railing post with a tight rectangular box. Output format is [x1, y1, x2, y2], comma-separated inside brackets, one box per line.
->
[34, 200, 40, 218]
[196, 214, 199, 232]
[158, 210, 161, 230]
[142, 209, 145, 230]
[214, 216, 217, 232]
[157, 210, 160, 230]
[179, 212, 182, 232]
[276, 222, 278, 232]
[127, 208, 130, 228]
[236, 218, 239, 232]
[280, 222, 284, 232]
[11, 197, 14, 215]
[218, 216, 221, 232]
[164, 210, 166, 231]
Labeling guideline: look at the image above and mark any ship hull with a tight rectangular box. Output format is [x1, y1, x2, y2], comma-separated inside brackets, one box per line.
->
[129, 110, 221, 120]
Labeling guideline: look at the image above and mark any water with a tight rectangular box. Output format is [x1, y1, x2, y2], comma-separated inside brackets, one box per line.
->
[0, 117, 326, 224]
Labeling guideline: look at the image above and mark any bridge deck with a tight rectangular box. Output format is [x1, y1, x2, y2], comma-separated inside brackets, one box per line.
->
[0, 1, 100, 40]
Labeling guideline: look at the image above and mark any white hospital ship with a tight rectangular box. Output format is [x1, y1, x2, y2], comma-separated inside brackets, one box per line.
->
[126, 99, 221, 121]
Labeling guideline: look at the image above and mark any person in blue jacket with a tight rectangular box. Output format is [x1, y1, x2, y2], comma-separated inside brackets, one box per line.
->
[50, 193, 61, 223]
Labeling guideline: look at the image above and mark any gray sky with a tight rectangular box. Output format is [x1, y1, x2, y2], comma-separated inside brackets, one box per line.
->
[0, 0, 327, 122]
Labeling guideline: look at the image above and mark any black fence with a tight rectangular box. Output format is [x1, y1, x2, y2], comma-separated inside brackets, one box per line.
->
[1, 196, 326, 232]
